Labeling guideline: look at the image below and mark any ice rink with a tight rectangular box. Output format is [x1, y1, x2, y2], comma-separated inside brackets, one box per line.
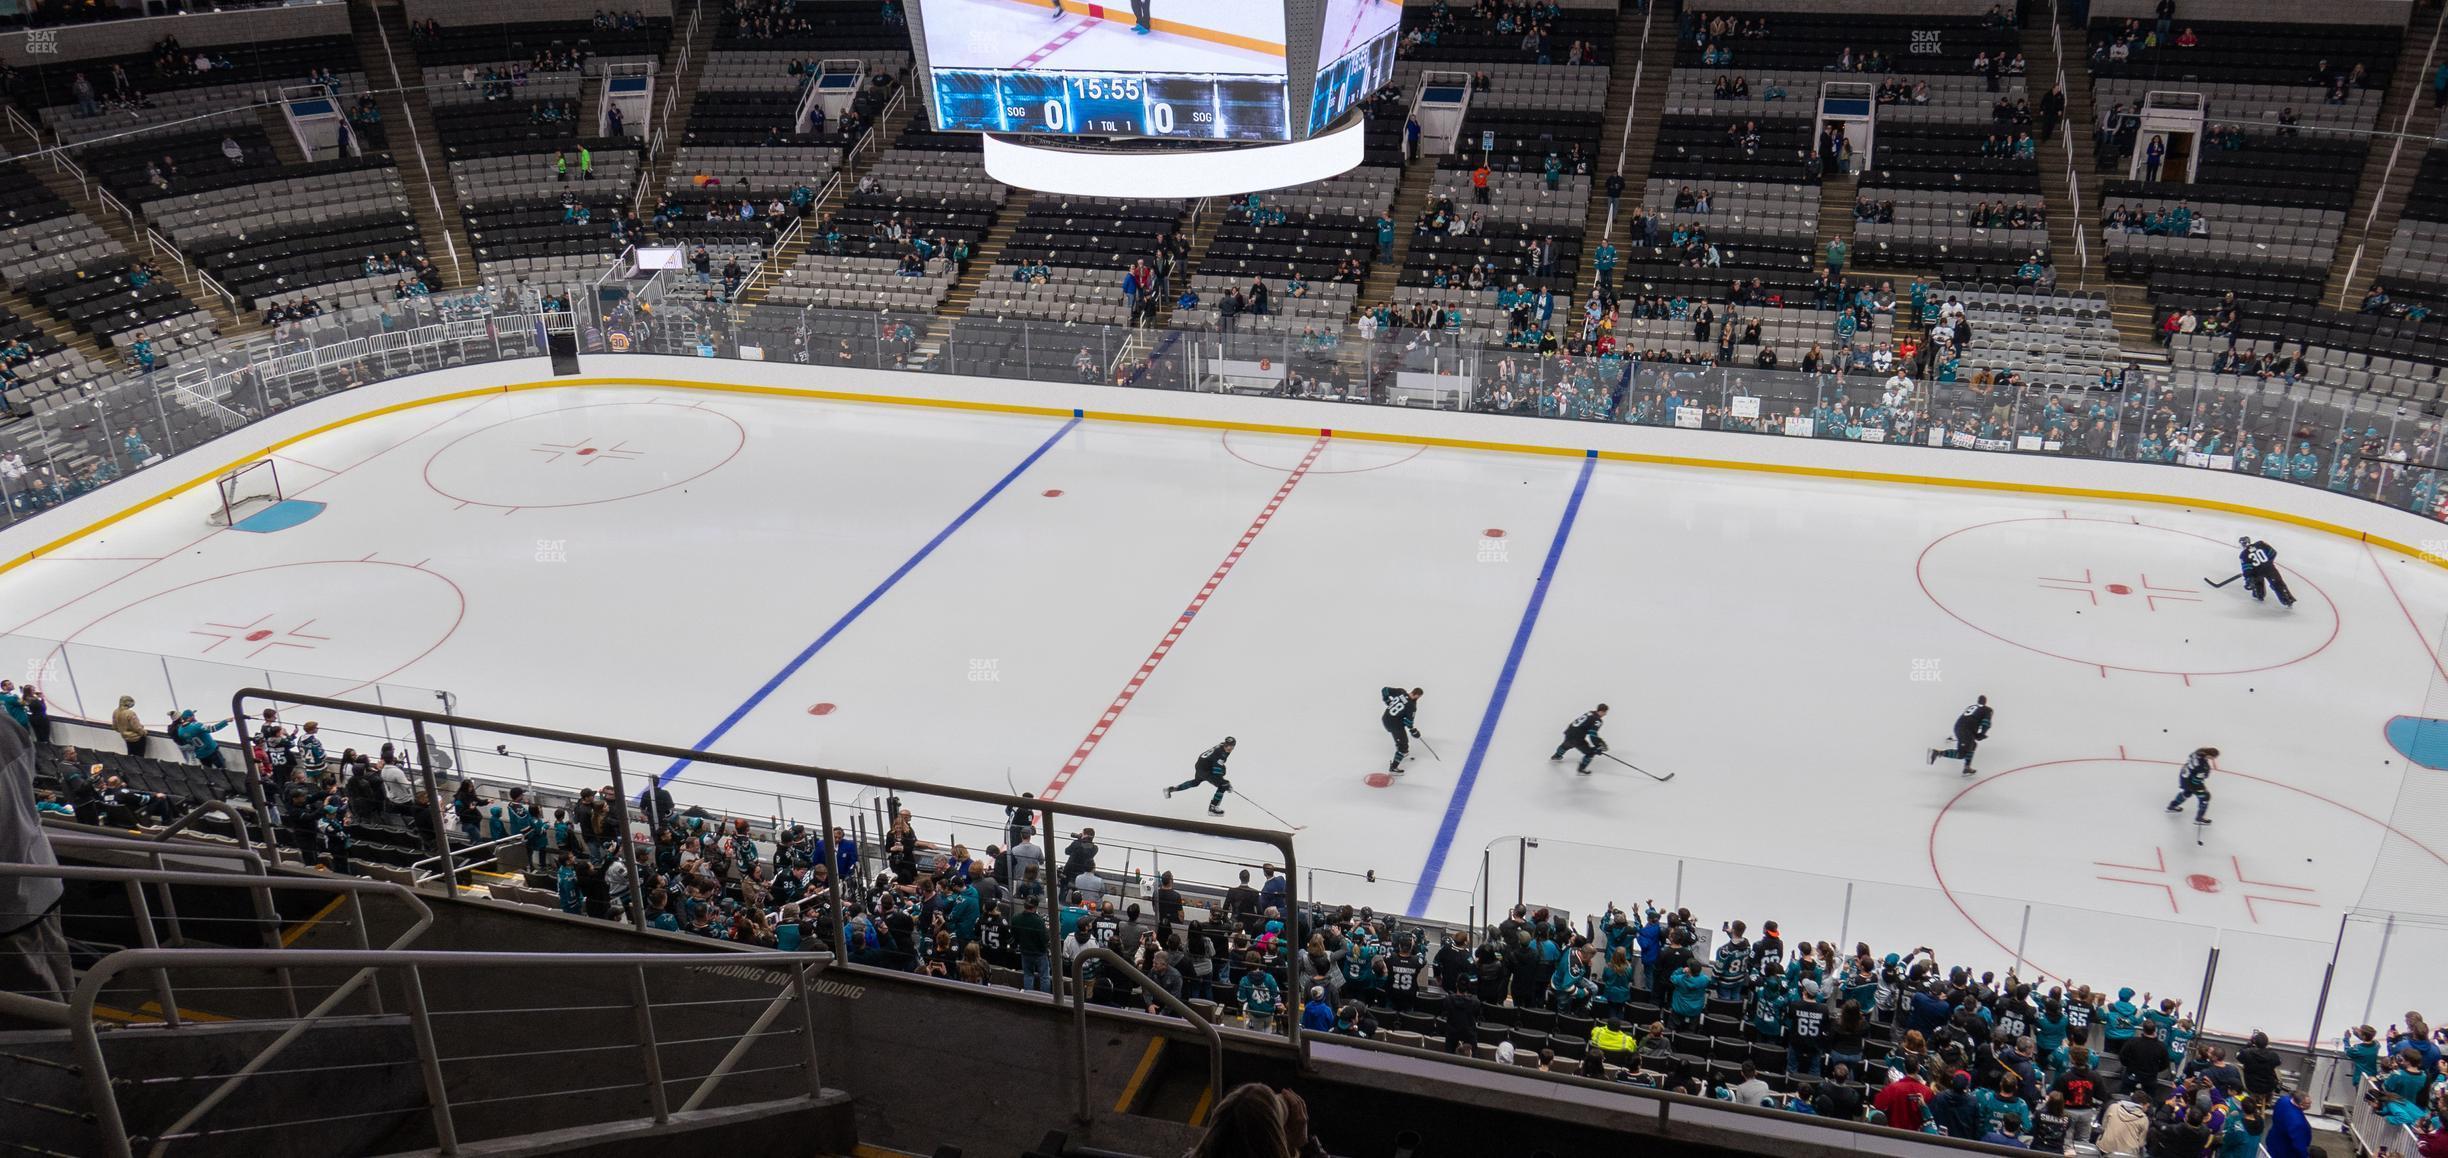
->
[5, 382, 2445, 1041]
[919, 0, 1284, 75]
[1320, 0, 1404, 61]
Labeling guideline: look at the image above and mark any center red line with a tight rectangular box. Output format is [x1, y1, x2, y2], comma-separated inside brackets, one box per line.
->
[1037, 433, 1330, 801]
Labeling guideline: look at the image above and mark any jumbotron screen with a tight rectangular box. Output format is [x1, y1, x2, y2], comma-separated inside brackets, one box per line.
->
[910, 0, 1403, 142]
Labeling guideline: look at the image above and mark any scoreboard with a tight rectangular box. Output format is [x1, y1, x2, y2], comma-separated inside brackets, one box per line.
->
[931, 70, 1290, 141]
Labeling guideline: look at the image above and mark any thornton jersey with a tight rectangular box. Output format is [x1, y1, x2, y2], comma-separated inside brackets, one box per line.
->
[1381, 688, 1418, 727]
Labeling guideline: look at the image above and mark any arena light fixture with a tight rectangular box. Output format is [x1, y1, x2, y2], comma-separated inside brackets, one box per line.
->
[980, 115, 1366, 199]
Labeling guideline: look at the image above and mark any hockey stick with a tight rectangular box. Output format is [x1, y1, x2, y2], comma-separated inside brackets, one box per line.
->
[1415, 734, 1443, 762]
[1229, 788, 1306, 831]
[1600, 751, 1676, 782]
[2203, 573, 2243, 589]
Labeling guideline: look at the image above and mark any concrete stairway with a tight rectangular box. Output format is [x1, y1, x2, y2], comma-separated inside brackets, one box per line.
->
[2323, 4, 2444, 311]
[255, 106, 311, 168]
[15, 155, 244, 342]
[1356, 153, 1440, 312]
[938, 190, 1036, 318]
[1815, 169, 1858, 278]
[639, 0, 711, 194]
[2025, 15, 2101, 295]
[351, 0, 478, 288]
[1580, 0, 1674, 305]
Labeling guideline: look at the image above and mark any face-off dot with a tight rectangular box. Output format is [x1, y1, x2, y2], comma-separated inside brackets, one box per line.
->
[1364, 772, 1394, 788]
[807, 703, 837, 716]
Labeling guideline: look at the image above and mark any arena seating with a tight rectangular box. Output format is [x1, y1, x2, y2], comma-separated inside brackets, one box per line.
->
[2375, 147, 2448, 317]
[973, 197, 1190, 326]
[2086, 20, 2397, 332]
[139, 158, 419, 315]
[1855, 75, 2051, 281]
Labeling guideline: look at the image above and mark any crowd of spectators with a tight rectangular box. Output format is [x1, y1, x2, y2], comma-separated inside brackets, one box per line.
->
[1398, 0, 1602, 66]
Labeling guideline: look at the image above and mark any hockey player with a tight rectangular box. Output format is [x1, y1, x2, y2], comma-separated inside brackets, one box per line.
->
[2236, 537, 2296, 607]
[1165, 737, 1236, 816]
[1380, 687, 1423, 774]
[1550, 704, 1609, 774]
[2165, 746, 2219, 824]
[1927, 695, 1995, 776]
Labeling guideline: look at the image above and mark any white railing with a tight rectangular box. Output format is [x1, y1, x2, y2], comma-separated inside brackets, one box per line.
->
[4, 105, 39, 145]
[368, 0, 464, 286]
[732, 212, 804, 303]
[651, 0, 706, 163]
[2337, 2, 2446, 307]
[1600, 1, 1657, 242]
[2044, 0, 2088, 286]
[196, 269, 241, 316]
[850, 85, 909, 167]
[95, 186, 136, 230]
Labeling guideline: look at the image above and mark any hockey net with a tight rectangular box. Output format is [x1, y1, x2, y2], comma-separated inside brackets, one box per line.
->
[205, 460, 283, 527]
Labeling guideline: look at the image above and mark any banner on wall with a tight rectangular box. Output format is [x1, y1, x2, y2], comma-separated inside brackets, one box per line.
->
[1673, 406, 1704, 429]
[1730, 396, 1761, 420]
[1784, 416, 1816, 438]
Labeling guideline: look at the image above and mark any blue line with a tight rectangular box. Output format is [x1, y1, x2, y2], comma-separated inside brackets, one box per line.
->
[658, 418, 1080, 785]
[1406, 450, 1599, 916]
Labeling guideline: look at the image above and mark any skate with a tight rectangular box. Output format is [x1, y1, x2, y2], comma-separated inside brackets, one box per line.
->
[1927, 748, 1939, 766]
[1207, 802, 1225, 816]
[2166, 801, 2184, 812]
[1577, 762, 1593, 776]
[1961, 765, 1976, 777]
[2194, 814, 2212, 825]
[1550, 750, 1566, 762]
[1164, 786, 1175, 799]
[1389, 759, 1404, 775]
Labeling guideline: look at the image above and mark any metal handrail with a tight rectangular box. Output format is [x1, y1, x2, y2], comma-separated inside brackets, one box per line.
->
[1304, 1032, 2039, 1157]
[38, 823, 301, 1011]
[39, 798, 258, 864]
[230, 689, 1298, 865]
[230, 687, 1308, 1049]
[1069, 947, 1222, 1126]
[152, 798, 259, 856]
[66, 946, 832, 1158]
[0, 861, 432, 1030]
[409, 828, 525, 883]
[366, 0, 462, 286]
[2338, 1, 2446, 307]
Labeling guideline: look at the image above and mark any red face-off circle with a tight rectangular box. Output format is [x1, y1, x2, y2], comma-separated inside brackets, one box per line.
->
[1915, 516, 2338, 677]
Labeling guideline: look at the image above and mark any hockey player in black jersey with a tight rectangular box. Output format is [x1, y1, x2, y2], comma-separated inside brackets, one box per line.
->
[2166, 746, 2218, 824]
[1927, 695, 1994, 776]
[1165, 737, 1236, 816]
[1550, 704, 1609, 774]
[1380, 687, 1423, 774]
[2236, 537, 2296, 607]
